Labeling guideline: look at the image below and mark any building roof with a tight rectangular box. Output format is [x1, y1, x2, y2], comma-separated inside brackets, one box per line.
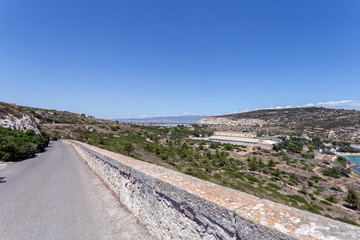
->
[214, 131, 255, 134]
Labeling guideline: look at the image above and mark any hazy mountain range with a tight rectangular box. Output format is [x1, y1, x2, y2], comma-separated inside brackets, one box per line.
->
[113, 115, 207, 124]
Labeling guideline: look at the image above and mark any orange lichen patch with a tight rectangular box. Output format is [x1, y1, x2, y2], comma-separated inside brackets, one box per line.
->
[157, 171, 200, 189]
[234, 199, 336, 239]
[184, 181, 258, 211]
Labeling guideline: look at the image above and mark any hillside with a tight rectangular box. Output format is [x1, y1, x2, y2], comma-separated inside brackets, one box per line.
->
[198, 107, 360, 140]
[2, 102, 360, 226]
[0, 102, 122, 139]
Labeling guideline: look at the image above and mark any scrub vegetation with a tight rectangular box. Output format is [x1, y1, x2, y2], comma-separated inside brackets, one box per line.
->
[0, 127, 50, 162]
[1, 102, 360, 226]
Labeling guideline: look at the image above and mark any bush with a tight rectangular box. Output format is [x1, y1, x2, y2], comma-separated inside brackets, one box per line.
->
[297, 190, 307, 195]
[209, 142, 217, 149]
[0, 127, 50, 162]
[288, 195, 308, 204]
[248, 159, 260, 171]
[271, 168, 282, 177]
[344, 189, 360, 208]
[245, 175, 261, 183]
[310, 176, 324, 182]
[319, 200, 332, 206]
[330, 186, 342, 192]
[300, 204, 322, 214]
[325, 195, 338, 204]
[322, 167, 350, 178]
[184, 167, 211, 180]
[301, 153, 315, 159]
[268, 159, 276, 167]
[336, 156, 348, 168]
[224, 143, 234, 151]
[267, 183, 281, 190]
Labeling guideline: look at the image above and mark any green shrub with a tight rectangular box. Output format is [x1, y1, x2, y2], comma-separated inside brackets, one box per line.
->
[323, 167, 349, 178]
[271, 168, 282, 177]
[336, 156, 348, 168]
[325, 195, 338, 204]
[297, 190, 307, 195]
[301, 153, 315, 159]
[309, 193, 316, 201]
[330, 186, 342, 192]
[288, 195, 308, 204]
[310, 176, 324, 182]
[184, 167, 211, 180]
[267, 183, 281, 190]
[344, 189, 360, 208]
[300, 204, 322, 214]
[245, 175, 261, 183]
[319, 200, 332, 206]
[0, 127, 50, 162]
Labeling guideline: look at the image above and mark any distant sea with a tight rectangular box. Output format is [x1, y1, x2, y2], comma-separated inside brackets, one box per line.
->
[346, 156, 360, 174]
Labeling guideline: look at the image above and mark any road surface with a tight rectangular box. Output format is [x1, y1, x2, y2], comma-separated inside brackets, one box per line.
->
[0, 141, 153, 240]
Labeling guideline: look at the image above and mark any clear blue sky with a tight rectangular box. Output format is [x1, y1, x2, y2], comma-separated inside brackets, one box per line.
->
[1, 0, 359, 119]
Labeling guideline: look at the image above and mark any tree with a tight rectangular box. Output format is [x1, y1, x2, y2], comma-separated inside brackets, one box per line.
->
[312, 136, 323, 148]
[287, 143, 302, 153]
[193, 130, 200, 137]
[248, 159, 259, 171]
[224, 143, 234, 151]
[209, 142, 217, 149]
[123, 142, 135, 156]
[344, 189, 360, 208]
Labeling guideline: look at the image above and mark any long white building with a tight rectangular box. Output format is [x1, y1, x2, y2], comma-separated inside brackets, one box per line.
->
[207, 131, 280, 149]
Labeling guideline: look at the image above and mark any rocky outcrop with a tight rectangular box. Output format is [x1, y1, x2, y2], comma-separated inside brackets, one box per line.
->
[0, 114, 41, 135]
[198, 117, 267, 127]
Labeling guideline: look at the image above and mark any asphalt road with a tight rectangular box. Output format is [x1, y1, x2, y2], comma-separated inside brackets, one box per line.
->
[0, 141, 152, 240]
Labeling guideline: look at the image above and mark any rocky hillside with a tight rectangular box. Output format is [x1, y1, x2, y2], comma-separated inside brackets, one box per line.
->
[0, 102, 122, 139]
[0, 103, 41, 134]
[198, 108, 360, 140]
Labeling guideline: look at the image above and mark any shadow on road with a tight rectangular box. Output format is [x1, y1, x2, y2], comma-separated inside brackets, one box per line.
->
[0, 177, 6, 183]
[6, 142, 54, 163]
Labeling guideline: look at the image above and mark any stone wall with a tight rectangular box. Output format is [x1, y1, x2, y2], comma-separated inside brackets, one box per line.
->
[65, 140, 360, 240]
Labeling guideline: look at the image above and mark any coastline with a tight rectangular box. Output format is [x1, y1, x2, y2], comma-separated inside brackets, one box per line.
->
[344, 155, 360, 174]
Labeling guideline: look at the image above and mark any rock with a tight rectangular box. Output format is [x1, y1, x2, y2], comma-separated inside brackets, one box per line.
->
[0, 114, 41, 135]
[197, 117, 267, 127]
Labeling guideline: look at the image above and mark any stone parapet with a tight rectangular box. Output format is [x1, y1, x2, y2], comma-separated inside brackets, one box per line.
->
[64, 140, 360, 240]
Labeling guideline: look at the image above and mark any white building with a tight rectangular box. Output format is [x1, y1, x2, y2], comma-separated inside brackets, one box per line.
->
[214, 131, 256, 138]
[207, 131, 280, 150]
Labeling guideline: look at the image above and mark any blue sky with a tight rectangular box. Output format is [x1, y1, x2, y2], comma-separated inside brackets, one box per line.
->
[1, 0, 359, 119]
